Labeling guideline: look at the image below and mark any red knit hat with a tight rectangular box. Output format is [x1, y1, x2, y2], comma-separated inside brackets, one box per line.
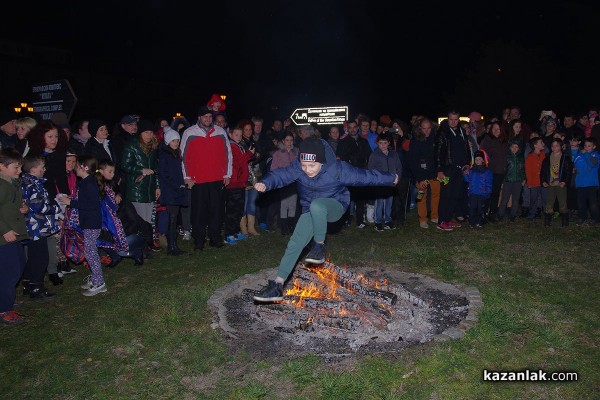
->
[207, 94, 226, 112]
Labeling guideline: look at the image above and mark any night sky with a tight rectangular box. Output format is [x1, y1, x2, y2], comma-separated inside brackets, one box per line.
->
[3, 0, 600, 125]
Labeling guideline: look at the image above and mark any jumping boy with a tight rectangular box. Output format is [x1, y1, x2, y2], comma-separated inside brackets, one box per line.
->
[252, 137, 398, 302]
[0, 149, 29, 325]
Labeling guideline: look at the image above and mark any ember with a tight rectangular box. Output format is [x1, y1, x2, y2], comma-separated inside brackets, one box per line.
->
[208, 262, 476, 357]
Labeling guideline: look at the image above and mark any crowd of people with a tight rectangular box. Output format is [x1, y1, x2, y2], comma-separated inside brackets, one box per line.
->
[1, 97, 599, 321]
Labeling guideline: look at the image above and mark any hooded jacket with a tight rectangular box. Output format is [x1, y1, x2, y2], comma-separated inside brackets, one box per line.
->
[260, 139, 395, 213]
[21, 173, 62, 240]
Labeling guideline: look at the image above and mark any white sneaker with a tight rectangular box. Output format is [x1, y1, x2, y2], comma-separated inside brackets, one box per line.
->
[182, 231, 191, 241]
[81, 275, 92, 290]
[82, 282, 107, 297]
[420, 221, 429, 229]
[430, 218, 438, 223]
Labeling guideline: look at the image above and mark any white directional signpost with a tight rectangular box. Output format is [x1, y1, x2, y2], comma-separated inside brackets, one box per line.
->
[290, 106, 348, 126]
[30, 79, 78, 121]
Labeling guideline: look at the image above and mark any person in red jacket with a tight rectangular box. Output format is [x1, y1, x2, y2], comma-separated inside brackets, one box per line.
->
[224, 127, 255, 244]
[180, 106, 233, 250]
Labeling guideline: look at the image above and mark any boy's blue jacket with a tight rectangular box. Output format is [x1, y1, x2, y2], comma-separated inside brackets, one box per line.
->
[463, 166, 492, 197]
[21, 173, 62, 241]
[572, 150, 600, 188]
[261, 139, 395, 213]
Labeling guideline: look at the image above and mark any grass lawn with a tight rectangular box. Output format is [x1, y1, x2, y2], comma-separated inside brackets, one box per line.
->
[1, 214, 599, 399]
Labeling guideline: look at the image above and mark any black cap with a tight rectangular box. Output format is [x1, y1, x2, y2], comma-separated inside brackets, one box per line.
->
[198, 105, 212, 117]
[0, 109, 17, 126]
[298, 137, 326, 164]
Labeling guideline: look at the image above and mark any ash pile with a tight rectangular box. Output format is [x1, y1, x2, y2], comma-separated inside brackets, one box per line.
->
[209, 262, 470, 358]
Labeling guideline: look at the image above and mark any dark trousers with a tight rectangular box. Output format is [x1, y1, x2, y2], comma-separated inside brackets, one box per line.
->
[350, 187, 368, 225]
[191, 181, 224, 247]
[469, 194, 486, 226]
[439, 167, 467, 223]
[23, 236, 49, 283]
[0, 242, 26, 312]
[394, 176, 411, 223]
[577, 186, 599, 221]
[258, 189, 280, 230]
[224, 188, 245, 236]
[487, 173, 504, 216]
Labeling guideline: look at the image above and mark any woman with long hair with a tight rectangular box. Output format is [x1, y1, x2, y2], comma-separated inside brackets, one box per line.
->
[479, 121, 509, 222]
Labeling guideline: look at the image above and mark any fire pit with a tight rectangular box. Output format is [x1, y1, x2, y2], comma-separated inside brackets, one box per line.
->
[208, 262, 482, 359]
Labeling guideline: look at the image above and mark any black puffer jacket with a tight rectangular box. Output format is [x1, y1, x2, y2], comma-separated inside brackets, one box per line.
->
[434, 122, 470, 172]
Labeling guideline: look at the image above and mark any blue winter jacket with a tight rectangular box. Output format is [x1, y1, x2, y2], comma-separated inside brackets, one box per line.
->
[158, 144, 189, 206]
[463, 166, 493, 198]
[21, 173, 62, 241]
[572, 150, 600, 188]
[261, 139, 396, 213]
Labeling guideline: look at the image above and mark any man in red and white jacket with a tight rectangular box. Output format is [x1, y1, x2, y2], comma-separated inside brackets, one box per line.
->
[181, 105, 232, 250]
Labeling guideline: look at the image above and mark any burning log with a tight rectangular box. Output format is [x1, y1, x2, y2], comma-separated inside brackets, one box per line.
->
[298, 263, 398, 305]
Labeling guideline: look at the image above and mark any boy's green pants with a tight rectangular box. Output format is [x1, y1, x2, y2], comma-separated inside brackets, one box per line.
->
[276, 198, 344, 280]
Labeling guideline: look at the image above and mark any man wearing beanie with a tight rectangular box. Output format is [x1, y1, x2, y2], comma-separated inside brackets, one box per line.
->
[180, 105, 232, 250]
[252, 137, 399, 302]
[0, 110, 18, 150]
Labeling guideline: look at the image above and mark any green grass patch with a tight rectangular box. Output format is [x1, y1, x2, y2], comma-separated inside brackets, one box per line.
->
[1, 216, 598, 399]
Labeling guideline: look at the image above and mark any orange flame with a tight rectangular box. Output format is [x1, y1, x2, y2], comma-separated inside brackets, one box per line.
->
[285, 265, 342, 308]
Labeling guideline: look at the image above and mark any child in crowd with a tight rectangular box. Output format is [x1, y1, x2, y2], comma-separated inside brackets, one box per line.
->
[252, 137, 398, 302]
[223, 127, 254, 244]
[497, 140, 525, 222]
[541, 139, 573, 226]
[21, 154, 62, 298]
[368, 134, 402, 231]
[270, 132, 298, 235]
[462, 150, 492, 228]
[525, 137, 547, 221]
[96, 160, 129, 265]
[59, 156, 107, 296]
[572, 137, 600, 225]
[0, 149, 29, 325]
[158, 126, 189, 254]
[56, 152, 79, 276]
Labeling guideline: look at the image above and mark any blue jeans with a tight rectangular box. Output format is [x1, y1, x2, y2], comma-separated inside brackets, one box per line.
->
[0, 242, 25, 312]
[244, 188, 258, 216]
[375, 196, 393, 223]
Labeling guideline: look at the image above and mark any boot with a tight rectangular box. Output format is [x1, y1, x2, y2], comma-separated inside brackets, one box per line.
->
[280, 217, 289, 236]
[240, 216, 249, 236]
[544, 213, 552, 227]
[48, 273, 63, 286]
[247, 214, 260, 236]
[521, 207, 529, 218]
[167, 213, 184, 256]
[29, 283, 56, 301]
[561, 213, 569, 227]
